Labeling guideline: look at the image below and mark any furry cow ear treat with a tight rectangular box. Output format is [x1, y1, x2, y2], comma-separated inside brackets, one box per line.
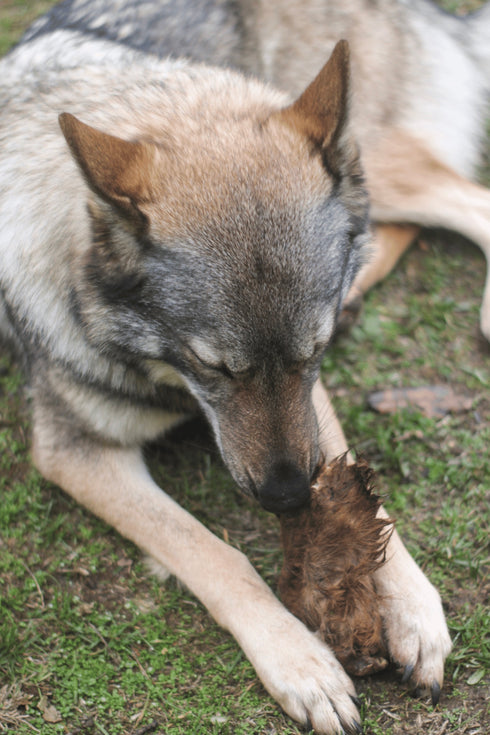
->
[278, 456, 393, 677]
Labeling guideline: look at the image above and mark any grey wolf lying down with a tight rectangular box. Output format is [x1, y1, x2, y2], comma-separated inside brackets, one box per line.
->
[4, 0, 485, 728]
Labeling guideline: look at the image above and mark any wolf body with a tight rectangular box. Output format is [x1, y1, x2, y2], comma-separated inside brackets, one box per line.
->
[1, 0, 477, 731]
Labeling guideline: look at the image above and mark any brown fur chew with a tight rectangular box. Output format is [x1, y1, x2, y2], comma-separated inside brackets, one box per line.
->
[278, 456, 394, 677]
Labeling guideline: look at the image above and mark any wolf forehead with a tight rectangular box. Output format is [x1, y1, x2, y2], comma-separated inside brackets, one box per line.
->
[129, 102, 347, 244]
[137, 132, 360, 343]
[142, 193, 354, 356]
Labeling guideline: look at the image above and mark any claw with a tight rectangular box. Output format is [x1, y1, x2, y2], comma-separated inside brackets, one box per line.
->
[431, 680, 441, 707]
[401, 663, 414, 684]
[350, 695, 361, 709]
[340, 716, 362, 735]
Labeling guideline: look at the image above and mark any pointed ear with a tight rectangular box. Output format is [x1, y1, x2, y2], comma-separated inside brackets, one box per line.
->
[59, 112, 155, 218]
[275, 40, 350, 152]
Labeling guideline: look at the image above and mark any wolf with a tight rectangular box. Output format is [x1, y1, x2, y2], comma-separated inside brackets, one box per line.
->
[2, 0, 480, 731]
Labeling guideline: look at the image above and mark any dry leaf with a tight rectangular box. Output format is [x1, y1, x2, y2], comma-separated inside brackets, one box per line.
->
[368, 385, 472, 419]
[37, 695, 62, 724]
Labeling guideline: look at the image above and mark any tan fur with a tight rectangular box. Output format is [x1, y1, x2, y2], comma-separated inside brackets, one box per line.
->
[59, 112, 157, 219]
[277, 40, 349, 150]
[59, 73, 342, 250]
[31, 375, 451, 708]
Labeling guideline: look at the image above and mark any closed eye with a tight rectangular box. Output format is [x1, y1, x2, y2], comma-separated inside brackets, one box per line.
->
[187, 345, 251, 380]
[188, 346, 222, 371]
[289, 340, 330, 374]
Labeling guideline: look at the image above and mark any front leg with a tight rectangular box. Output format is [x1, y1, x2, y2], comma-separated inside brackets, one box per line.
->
[32, 405, 360, 735]
[373, 509, 452, 701]
[313, 378, 452, 696]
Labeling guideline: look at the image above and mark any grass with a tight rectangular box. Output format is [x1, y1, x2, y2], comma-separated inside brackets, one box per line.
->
[0, 1, 54, 55]
[0, 1, 489, 734]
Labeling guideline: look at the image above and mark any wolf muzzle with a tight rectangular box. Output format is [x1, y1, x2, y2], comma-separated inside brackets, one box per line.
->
[257, 460, 311, 514]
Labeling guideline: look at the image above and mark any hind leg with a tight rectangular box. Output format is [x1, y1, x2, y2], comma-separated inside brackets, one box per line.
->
[363, 129, 490, 340]
[349, 223, 420, 298]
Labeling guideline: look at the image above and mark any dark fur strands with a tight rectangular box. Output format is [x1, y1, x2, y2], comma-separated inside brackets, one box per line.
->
[85, 202, 147, 304]
[279, 456, 394, 677]
[20, 0, 245, 68]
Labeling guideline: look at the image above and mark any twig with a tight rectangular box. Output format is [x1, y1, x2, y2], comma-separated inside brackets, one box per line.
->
[20, 561, 45, 609]
[66, 715, 95, 735]
[133, 722, 159, 735]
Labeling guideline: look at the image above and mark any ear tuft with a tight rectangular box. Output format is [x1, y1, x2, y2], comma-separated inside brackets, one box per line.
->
[276, 40, 350, 150]
[273, 42, 368, 227]
[59, 112, 155, 218]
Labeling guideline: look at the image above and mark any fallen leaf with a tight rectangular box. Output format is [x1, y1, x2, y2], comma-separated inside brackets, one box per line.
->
[467, 669, 486, 686]
[368, 385, 473, 419]
[37, 695, 62, 724]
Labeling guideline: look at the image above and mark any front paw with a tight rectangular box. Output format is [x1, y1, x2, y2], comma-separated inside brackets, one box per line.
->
[376, 556, 451, 702]
[245, 610, 362, 734]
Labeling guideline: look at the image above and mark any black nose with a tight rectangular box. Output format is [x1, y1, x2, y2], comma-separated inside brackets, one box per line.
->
[257, 460, 311, 514]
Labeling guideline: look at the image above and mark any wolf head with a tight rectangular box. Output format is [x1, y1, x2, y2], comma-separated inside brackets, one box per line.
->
[59, 42, 369, 513]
